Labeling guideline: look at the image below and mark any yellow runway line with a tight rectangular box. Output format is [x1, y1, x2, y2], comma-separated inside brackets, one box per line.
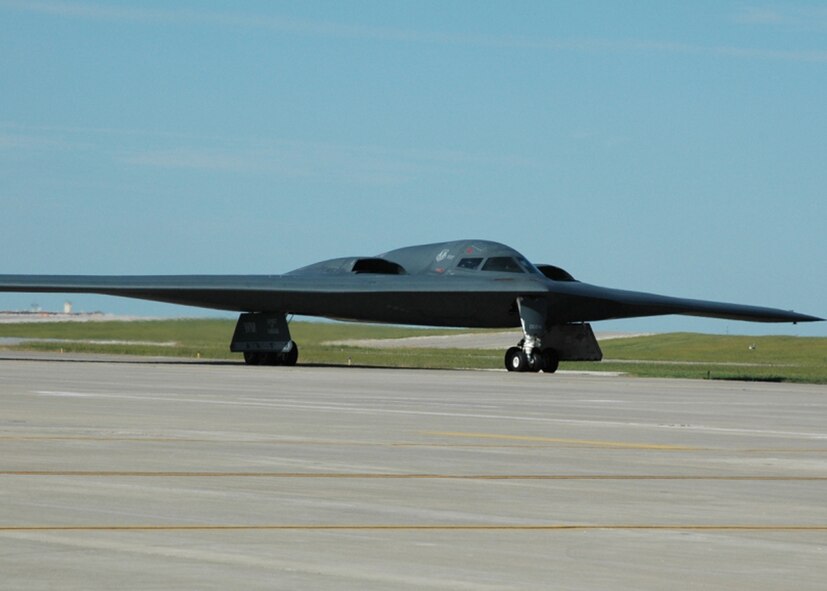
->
[2, 524, 827, 532]
[0, 435, 403, 444]
[0, 436, 586, 448]
[5, 435, 825, 453]
[2, 471, 826, 480]
[0, 435, 186, 440]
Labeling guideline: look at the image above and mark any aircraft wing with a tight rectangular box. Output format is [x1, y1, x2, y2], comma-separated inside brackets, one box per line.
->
[0, 273, 549, 327]
[543, 281, 821, 324]
[0, 273, 819, 326]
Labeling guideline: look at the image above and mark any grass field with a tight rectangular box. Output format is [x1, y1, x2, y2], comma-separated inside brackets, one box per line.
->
[1, 319, 825, 383]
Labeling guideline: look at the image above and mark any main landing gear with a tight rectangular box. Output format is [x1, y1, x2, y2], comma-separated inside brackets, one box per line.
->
[243, 343, 299, 366]
[231, 312, 299, 367]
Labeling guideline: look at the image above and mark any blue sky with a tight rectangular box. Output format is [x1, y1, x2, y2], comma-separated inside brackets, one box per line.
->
[1, 1, 824, 335]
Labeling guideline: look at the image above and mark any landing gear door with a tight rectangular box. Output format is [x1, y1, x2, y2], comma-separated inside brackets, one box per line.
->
[546, 323, 603, 361]
[230, 312, 293, 353]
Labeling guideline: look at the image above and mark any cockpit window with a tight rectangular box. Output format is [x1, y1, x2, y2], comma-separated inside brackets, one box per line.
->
[516, 257, 541, 275]
[482, 257, 525, 273]
[457, 257, 483, 270]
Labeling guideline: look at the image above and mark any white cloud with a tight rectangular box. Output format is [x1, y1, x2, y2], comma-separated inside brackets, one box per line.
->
[3, 0, 826, 63]
[735, 7, 787, 25]
[118, 140, 516, 186]
[0, 131, 75, 150]
[735, 5, 827, 30]
[2, 122, 540, 184]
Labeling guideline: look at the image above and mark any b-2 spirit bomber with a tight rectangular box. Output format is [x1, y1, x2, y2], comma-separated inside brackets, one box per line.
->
[0, 240, 821, 372]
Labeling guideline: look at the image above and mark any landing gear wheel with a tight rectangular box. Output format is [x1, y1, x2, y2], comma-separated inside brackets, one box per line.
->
[540, 349, 559, 374]
[263, 352, 281, 366]
[527, 351, 544, 373]
[505, 347, 529, 372]
[281, 342, 299, 366]
[244, 351, 263, 366]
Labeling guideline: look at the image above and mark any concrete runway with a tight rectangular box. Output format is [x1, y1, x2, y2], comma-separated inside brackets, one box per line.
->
[1, 353, 826, 590]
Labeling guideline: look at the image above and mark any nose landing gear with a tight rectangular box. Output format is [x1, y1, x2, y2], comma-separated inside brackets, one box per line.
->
[504, 342, 559, 373]
[503, 297, 603, 374]
[503, 296, 560, 374]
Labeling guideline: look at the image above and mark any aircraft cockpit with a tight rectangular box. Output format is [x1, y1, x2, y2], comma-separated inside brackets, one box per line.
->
[455, 256, 541, 275]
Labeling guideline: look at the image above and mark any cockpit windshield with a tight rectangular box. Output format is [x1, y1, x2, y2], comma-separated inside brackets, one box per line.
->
[481, 257, 524, 273]
[515, 257, 542, 275]
[456, 255, 541, 274]
[456, 257, 483, 270]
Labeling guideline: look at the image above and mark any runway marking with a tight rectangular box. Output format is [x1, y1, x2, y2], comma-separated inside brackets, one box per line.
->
[0, 436, 220, 442]
[426, 431, 700, 450]
[2, 471, 825, 480]
[2, 524, 827, 532]
[740, 449, 827, 453]
[2, 436, 826, 452]
[25, 390, 827, 440]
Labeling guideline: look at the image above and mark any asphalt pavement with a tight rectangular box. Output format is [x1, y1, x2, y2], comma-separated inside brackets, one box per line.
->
[1, 353, 825, 590]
